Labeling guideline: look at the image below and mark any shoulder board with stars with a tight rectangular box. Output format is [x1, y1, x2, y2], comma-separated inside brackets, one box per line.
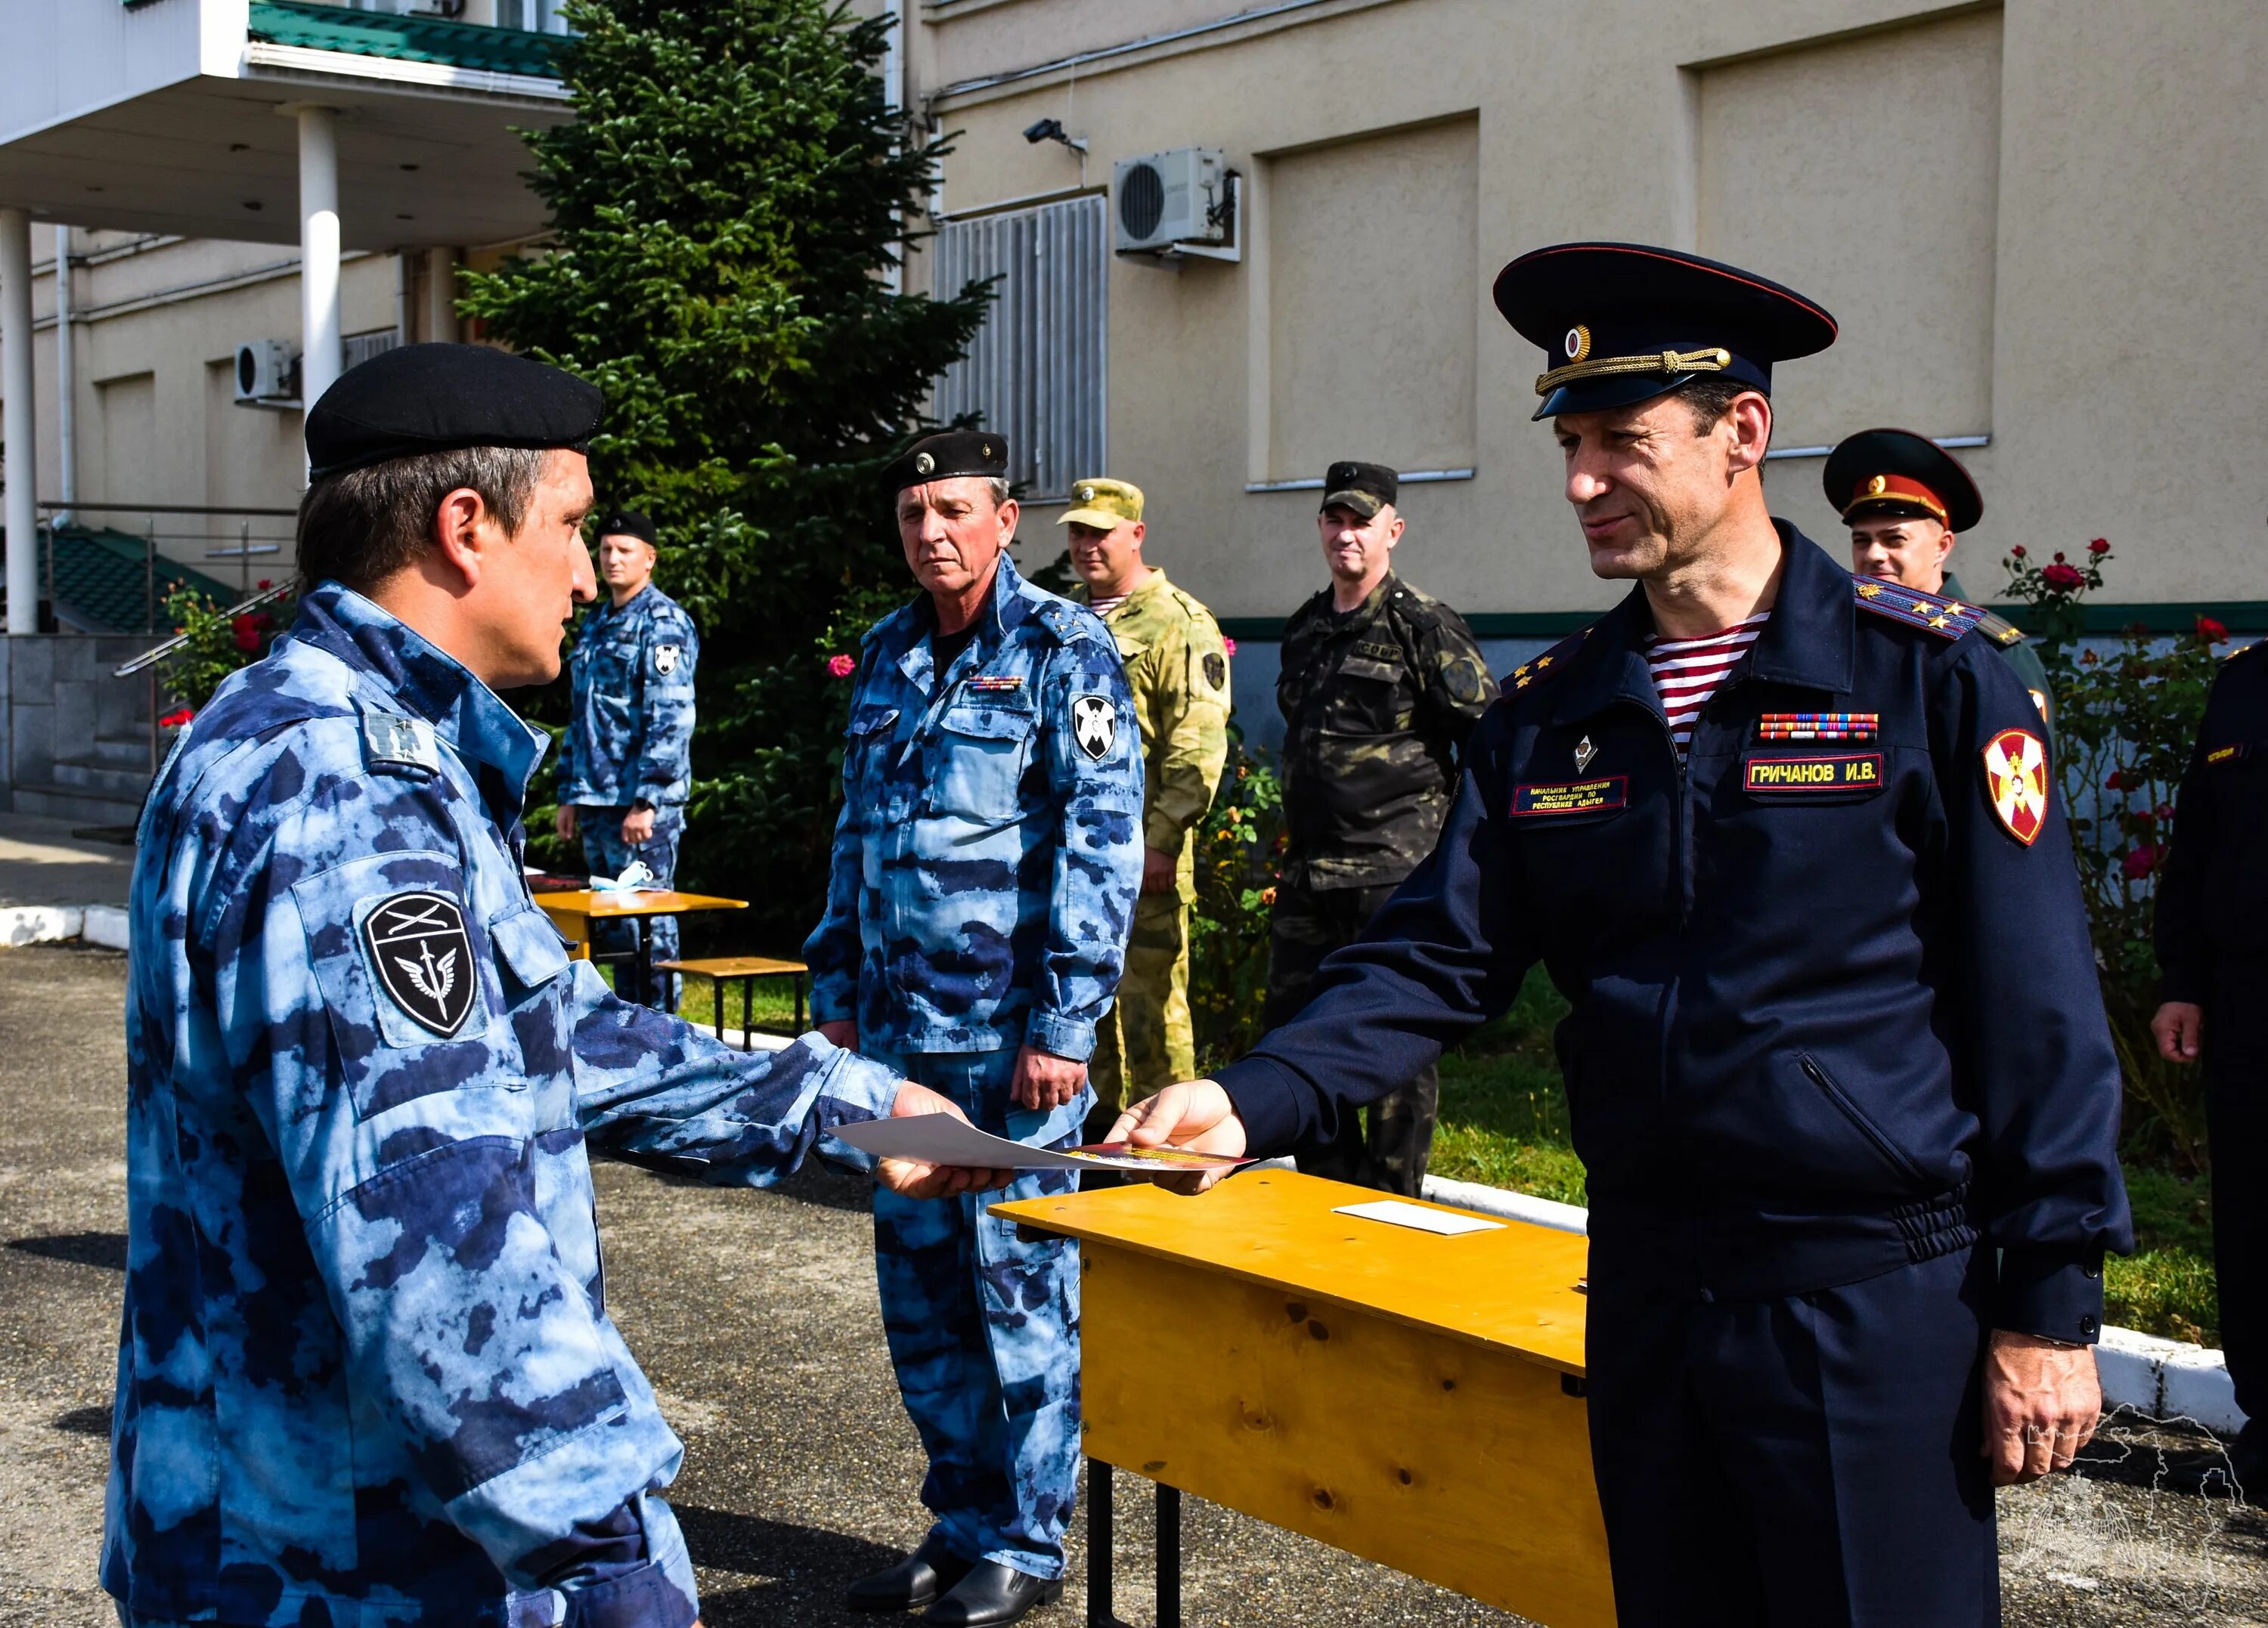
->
[1970, 607, 2028, 648]
[1851, 575, 1988, 641]
[1508, 626, 1591, 694]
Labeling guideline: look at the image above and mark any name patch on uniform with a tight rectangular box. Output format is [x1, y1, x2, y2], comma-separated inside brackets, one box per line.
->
[2208, 743, 2246, 764]
[1744, 753, 1883, 793]
[363, 891, 476, 1038]
[967, 675, 1025, 692]
[1510, 776, 1628, 817]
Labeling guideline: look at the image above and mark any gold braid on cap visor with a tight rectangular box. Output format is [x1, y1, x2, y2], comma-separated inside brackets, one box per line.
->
[1534, 346, 1734, 397]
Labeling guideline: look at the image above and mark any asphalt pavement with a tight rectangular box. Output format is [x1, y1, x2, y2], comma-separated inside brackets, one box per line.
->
[2, 942, 2264, 1626]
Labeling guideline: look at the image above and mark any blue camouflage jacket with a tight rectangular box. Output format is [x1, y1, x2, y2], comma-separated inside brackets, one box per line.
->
[109, 583, 900, 1628]
[804, 551, 1145, 1072]
[556, 583, 699, 809]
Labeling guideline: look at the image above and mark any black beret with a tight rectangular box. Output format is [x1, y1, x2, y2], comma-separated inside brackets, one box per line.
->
[1823, 428, 1983, 534]
[1320, 460, 1399, 519]
[594, 508, 658, 547]
[883, 429, 1009, 497]
[305, 342, 604, 480]
[1494, 243, 1836, 421]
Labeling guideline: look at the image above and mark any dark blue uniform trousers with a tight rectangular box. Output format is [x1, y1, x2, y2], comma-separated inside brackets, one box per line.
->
[577, 804, 683, 1011]
[1585, 1246, 1997, 1626]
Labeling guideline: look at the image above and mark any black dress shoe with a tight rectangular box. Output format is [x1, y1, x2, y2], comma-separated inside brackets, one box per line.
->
[844, 1533, 974, 1613]
[922, 1561, 1063, 1626]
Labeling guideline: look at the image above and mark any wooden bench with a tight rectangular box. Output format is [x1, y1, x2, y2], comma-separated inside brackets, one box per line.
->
[652, 955, 808, 1050]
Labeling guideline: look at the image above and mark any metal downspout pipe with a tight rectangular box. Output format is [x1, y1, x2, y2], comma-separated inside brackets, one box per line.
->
[1, 207, 35, 635]
[54, 224, 74, 531]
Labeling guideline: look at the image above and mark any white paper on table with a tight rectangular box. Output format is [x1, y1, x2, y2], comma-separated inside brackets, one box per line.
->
[1331, 1199, 1504, 1236]
[832, 1115, 1249, 1173]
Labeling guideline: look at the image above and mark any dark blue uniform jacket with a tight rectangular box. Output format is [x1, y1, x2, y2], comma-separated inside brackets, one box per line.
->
[1217, 527, 2131, 1341]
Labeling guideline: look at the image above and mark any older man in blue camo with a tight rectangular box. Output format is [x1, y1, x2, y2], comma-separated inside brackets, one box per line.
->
[807, 430, 1144, 1626]
[554, 507, 699, 1011]
[107, 343, 1000, 1628]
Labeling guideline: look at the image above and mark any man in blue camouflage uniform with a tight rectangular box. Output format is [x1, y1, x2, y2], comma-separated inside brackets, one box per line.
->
[807, 430, 1144, 1626]
[555, 508, 700, 1011]
[107, 344, 999, 1628]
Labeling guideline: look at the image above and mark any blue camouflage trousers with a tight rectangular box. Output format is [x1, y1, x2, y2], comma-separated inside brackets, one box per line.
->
[577, 803, 683, 1011]
[872, 1048, 1084, 1581]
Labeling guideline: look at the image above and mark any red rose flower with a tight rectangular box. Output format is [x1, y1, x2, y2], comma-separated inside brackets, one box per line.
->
[2087, 538, 2111, 556]
[2198, 615, 2229, 643]
[826, 652, 857, 679]
[2053, 551, 2068, 562]
[158, 706, 194, 729]
[1222, 637, 1238, 657]
[2042, 562, 2085, 593]
[2105, 769, 2130, 791]
[2122, 846, 2160, 880]
[2009, 545, 2027, 559]
[256, 578, 272, 590]
[231, 614, 261, 652]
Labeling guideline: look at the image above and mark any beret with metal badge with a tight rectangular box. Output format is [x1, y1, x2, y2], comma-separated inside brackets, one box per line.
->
[593, 507, 658, 547]
[305, 342, 604, 480]
[883, 429, 1009, 497]
[1493, 242, 1838, 421]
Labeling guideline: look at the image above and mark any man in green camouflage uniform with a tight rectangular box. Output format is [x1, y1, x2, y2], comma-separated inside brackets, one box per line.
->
[1269, 460, 1498, 1195]
[1062, 478, 1232, 1133]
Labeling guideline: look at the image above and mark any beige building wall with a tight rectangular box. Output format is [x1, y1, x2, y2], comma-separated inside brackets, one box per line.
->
[14, 229, 466, 590]
[906, 0, 2268, 622]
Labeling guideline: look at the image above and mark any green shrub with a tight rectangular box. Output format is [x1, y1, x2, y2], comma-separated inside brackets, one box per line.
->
[1188, 729, 1284, 1068]
[156, 582, 296, 717]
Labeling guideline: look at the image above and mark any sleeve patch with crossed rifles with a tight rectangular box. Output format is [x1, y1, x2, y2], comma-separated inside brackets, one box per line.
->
[361, 890, 478, 1037]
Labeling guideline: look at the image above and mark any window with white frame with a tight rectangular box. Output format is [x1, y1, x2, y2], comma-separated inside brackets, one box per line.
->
[930, 195, 1107, 501]
[500, 0, 574, 33]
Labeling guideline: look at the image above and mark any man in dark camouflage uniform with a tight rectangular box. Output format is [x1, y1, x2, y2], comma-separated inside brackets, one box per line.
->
[1267, 460, 1498, 1193]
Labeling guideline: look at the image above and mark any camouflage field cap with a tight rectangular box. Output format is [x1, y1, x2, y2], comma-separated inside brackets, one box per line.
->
[1320, 460, 1398, 519]
[1058, 477, 1145, 531]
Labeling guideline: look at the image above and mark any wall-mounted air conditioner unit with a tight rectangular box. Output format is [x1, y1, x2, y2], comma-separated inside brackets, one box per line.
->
[234, 339, 299, 405]
[1114, 147, 1229, 255]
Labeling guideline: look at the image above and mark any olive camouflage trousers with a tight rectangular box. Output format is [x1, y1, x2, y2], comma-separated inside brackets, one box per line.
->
[1264, 878, 1439, 1197]
[1087, 892, 1194, 1119]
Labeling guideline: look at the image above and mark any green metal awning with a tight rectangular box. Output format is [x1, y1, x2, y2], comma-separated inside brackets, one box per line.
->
[246, 1, 565, 79]
[0, 527, 242, 636]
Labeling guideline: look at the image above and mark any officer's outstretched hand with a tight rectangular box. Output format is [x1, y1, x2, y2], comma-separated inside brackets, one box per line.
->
[876, 1082, 1014, 1199]
[1981, 1330, 2102, 1486]
[1108, 1080, 1250, 1196]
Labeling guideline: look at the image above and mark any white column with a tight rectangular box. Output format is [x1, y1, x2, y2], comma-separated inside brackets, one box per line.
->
[296, 105, 342, 428]
[423, 245, 458, 343]
[1, 207, 35, 635]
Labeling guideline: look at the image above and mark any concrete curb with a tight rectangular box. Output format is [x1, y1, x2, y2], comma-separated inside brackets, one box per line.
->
[0, 905, 85, 946]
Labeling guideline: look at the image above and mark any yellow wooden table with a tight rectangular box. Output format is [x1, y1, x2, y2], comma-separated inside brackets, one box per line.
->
[533, 889, 748, 996]
[994, 1169, 1610, 1628]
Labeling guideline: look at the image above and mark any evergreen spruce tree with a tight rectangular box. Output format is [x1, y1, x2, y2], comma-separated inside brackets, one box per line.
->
[460, 0, 987, 946]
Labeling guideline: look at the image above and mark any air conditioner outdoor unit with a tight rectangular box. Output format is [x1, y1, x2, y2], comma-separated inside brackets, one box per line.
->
[234, 339, 299, 404]
[1114, 147, 1227, 254]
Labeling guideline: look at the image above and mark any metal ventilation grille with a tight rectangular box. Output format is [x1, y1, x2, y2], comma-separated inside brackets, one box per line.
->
[931, 194, 1109, 500]
[1118, 162, 1165, 242]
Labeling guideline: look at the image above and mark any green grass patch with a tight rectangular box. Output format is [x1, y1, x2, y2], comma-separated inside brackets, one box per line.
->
[2106, 1164, 2217, 1345]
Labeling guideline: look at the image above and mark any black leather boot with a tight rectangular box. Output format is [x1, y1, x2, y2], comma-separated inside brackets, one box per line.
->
[844, 1532, 974, 1613]
[922, 1561, 1064, 1626]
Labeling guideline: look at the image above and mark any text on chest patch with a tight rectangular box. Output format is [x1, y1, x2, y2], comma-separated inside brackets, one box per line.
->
[1744, 753, 1884, 792]
[1512, 776, 1628, 817]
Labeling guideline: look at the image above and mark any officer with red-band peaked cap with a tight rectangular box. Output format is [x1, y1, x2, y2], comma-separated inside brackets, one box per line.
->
[1108, 243, 2130, 1626]
[1828, 426, 2053, 732]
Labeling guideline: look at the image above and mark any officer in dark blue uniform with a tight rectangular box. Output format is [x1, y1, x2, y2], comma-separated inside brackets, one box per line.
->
[1111, 243, 2133, 1626]
[2155, 644, 2268, 1482]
